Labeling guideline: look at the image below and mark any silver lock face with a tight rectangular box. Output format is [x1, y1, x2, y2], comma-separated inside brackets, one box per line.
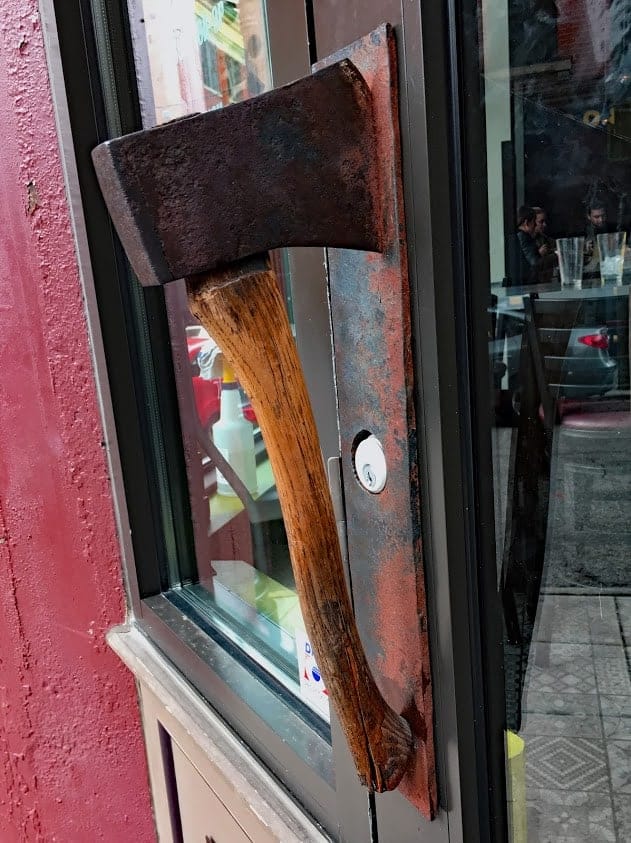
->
[353, 434, 387, 494]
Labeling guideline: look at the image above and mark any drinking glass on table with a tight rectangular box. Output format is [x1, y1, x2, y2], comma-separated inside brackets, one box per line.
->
[597, 231, 627, 286]
[556, 236, 585, 289]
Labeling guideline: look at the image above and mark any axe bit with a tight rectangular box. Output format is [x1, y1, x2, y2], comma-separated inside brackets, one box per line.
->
[92, 58, 414, 792]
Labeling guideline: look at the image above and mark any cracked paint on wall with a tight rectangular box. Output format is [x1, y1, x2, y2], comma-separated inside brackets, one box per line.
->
[0, 2, 154, 840]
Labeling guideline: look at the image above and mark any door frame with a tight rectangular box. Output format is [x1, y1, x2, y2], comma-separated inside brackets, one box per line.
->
[44, 0, 509, 839]
[310, 1, 509, 840]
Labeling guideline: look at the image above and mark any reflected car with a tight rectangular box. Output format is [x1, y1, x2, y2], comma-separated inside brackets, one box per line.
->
[491, 300, 619, 413]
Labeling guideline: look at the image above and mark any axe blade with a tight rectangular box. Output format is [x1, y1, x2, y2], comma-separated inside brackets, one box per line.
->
[92, 60, 382, 286]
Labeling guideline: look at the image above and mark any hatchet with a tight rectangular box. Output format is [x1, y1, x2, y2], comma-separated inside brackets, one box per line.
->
[92, 58, 414, 792]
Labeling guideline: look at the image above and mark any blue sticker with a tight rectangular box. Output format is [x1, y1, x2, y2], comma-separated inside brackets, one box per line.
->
[311, 666, 321, 683]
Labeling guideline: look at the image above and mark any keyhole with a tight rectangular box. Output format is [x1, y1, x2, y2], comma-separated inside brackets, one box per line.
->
[352, 432, 387, 494]
[362, 464, 376, 488]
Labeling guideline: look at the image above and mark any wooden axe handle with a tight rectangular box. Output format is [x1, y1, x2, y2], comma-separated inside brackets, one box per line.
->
[187, 265, 413, 792]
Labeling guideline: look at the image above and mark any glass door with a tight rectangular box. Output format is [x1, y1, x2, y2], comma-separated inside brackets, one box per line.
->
[67, 0, 542, 837]
[121, 2, 464, 840]
[124, 3, 461, 838]
[458, 0, 631, 840]
[117, 0, 631, 838]
[120, 3, 378, 838]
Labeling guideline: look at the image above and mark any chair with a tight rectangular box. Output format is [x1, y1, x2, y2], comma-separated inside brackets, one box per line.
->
[500, 291, 630, 730]
[524, 293, 631, 533]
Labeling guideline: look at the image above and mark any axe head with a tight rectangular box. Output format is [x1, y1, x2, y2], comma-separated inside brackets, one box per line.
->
[92, 60, 382, 286]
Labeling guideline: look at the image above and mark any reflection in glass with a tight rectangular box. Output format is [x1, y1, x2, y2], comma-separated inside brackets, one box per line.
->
[135, 1, 328, 722]
[598, 231, 627, 286]
[480, 0, 631, 838]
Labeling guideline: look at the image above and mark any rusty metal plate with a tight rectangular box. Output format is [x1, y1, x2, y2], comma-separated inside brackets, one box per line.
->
[317, 24, 437, 819]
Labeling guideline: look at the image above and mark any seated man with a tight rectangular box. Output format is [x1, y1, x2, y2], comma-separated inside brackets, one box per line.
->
[583, 196, 609, 280]
[533, 206, 557, 283]
[584, 197, 608, 247]
[507, 206, 541, 286]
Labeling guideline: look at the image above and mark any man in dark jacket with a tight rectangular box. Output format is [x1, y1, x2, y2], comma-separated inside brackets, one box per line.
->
[533, 206, 557, 282]
[507, 206, 541, 286]
[585, 198, 608, 245]
[584, 197, 609, 280]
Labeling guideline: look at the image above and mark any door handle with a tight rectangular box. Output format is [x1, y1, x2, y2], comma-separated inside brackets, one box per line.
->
[187, 257, 413, 791]
[92, 25, 434, 802]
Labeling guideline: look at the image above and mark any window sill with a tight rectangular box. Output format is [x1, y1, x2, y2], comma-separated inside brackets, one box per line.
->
[107, 623, 330, 843]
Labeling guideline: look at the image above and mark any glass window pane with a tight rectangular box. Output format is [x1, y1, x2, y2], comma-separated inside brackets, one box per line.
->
[476, 1, 631, 839]
[134, 1, 329, 724]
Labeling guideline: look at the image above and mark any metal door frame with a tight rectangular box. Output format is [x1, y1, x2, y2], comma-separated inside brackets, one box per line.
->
[310, 1, 508, 840]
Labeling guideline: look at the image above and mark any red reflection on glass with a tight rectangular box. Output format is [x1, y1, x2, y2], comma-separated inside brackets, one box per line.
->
[577, 332, 609, 350]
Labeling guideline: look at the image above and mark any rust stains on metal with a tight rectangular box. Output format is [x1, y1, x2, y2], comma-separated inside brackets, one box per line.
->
[92, 60, 384, 288]
[320, 24, 437, 819]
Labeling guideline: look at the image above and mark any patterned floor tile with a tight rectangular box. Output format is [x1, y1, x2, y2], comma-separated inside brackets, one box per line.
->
[525, 736, 609, 792]
[535, 596, 621, 645]
[605, 740, 631, 794]
[520, 712, 602, 739]
[593, 643, 629, 658]
[525, 643, 596, 696]
[601, 715, 631, 741]
[525, 788, 615, 843]
[523, 691, 601, 717]
[613, 791, 631, 841]
[600, 694, 631, 718]
[592, 645, 631, 697]
[590, 616, 623, 646]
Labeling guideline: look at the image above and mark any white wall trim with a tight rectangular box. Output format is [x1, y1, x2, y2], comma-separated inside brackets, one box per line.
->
[108, 624, 330, 843]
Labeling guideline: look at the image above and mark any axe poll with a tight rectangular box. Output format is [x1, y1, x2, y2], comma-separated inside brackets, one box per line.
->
[92, 58, 414, 792]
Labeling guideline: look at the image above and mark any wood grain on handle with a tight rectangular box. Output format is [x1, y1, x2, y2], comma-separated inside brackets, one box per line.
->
[187, 265, 413, 792]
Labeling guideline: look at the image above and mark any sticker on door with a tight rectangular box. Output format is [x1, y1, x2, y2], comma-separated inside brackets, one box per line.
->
[295, 628, 330, 722]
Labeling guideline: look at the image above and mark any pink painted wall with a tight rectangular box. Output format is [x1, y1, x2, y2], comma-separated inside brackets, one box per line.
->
[0, 2, 155, 840]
